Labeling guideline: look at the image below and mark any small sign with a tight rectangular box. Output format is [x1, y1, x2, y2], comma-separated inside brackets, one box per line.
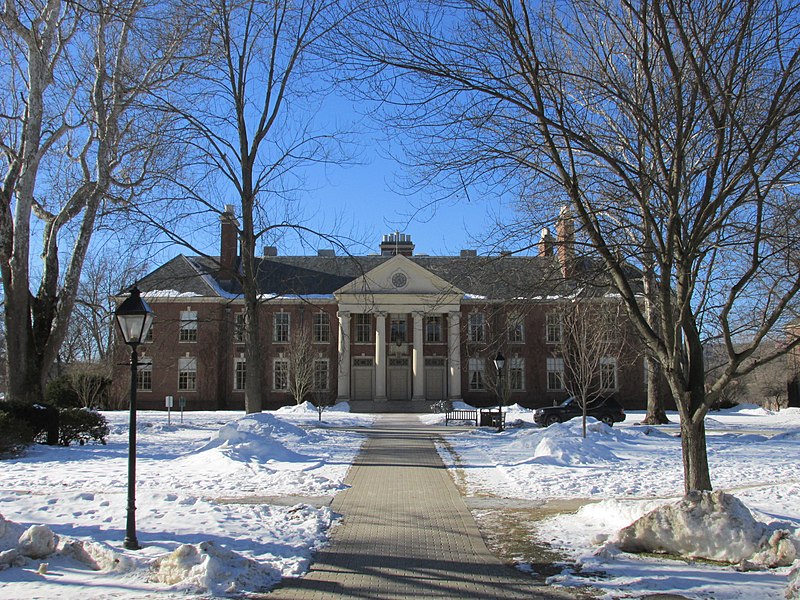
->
[165, 395, 174, 408]
[179, 397, 186, 409]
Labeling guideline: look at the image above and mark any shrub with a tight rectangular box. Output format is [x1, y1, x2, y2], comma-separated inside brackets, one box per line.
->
[0, 401, 60, 445]
[45, 375, 81, 408]
[57, 408, 109, 446]
[0, 412, 35, 457]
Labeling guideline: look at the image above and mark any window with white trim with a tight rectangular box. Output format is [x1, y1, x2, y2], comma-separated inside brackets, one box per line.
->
[273, 358, 289, 390]
[468, 313, 485, 342]
[179, 310, 198, 342]
[313, 312, 330, 343]
[178, 356, 197, 391]
[273, 313, 290, 343]
[508, 315, 524, 343]
[234, 357, 246, 391]
[547, 357, 565, 391]
[601, 357, 618, 391]
[234, 313, 246, 344]
[468, 357, 485, 390]
[509, 357, 524, 391]
[426, 315, 443, 343]
[355, 314, 371, 343]
[390, 316, 407, 343]
[313, 359, 329, 391]
[137, 357, 152, 391]
[546, 313, 562, 344]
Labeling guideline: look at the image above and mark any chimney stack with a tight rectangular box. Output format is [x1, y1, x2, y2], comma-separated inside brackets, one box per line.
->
[538, 227, 554, 257]
[379, 232, 415, 256]
[556, 206, 575, 278]
[220, 204, 239, 279]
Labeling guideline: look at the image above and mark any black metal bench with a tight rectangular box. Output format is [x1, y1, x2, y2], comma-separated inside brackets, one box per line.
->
[444, 409, 479, 426]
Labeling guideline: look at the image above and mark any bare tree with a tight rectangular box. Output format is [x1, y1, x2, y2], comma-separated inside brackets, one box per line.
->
[145, 0, 352, 413]
[286, 324, 315, 405]
[346, 0, 800, 492]
[559, 300, 627, 438]
[0, 0, 193, 406]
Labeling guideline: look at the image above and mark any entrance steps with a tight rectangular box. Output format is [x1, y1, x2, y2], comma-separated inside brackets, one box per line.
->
[348, 400, 439, 414]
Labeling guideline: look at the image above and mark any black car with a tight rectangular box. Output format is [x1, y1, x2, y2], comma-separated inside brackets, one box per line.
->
[533, 396, 625, 427]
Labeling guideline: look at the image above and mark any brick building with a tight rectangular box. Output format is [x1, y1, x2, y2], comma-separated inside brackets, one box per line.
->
[120, 208, 646, 411]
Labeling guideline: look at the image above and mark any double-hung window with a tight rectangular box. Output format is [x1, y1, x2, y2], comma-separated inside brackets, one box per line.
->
[178, 356, 197, 391]
[547, 357, 565, 391]
[273, 313, 290, 343]
[273, 358, 289, 390]
[468, 357, 485, 390]
[179, 310, 198, 342]
[314, 313, 330, 343]
[468, 313, 485, 342]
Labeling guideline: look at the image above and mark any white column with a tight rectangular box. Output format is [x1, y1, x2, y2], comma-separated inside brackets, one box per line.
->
[448, 311, 462, 399]
[375, 312, 387, 401]
[337, 311, 351, 401]
[412, 312, 425, 400]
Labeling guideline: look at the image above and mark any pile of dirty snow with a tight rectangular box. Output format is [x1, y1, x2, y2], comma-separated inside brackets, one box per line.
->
[616, 491, 798, 569]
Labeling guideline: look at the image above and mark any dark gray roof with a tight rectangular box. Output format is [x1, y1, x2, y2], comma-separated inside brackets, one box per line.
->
[136, 253, 621, 299]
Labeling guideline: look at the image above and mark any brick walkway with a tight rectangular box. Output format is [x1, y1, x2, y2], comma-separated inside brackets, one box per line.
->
[267, 414, 572, 599]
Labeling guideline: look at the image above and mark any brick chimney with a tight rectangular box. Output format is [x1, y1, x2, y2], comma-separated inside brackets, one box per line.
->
[380, 232, 415, 256]
[220, 204, 239, 279]
[538, 227, 554, 257]
[556, 206, 574, 278]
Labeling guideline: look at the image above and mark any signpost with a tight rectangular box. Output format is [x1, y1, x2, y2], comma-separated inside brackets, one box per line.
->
[179, 396, 186, 423]
[165, 395, 174, 425]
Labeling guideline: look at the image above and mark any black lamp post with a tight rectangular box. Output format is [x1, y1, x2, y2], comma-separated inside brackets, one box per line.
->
[114, 286, 154, 550]
[493, 351, 505, 431]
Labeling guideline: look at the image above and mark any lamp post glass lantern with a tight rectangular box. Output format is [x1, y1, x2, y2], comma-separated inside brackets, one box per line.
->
[114, 286, 154, 550]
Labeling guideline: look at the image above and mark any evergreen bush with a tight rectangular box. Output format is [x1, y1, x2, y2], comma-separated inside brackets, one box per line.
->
[0, 411, 35, 457]
[57, 408, 109, 446]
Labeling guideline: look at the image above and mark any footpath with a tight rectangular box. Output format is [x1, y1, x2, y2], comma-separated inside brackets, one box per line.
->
[267, 414, 573, 599]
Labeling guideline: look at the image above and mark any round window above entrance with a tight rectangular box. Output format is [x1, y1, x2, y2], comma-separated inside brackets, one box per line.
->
[391, 272, 408, 289]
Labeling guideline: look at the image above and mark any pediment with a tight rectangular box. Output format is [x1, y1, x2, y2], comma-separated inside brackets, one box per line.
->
[335, 255, 463, 299]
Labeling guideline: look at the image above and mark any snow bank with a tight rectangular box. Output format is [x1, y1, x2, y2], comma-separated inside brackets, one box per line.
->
[151, 540, 280, 596]
[617, 491, 798, 568]
[787, 564, 800, 599]
[507, 419, 621, 466]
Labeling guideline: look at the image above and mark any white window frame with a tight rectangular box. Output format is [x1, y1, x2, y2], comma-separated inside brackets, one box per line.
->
[601, 357, 618, 391]
[390, 316, 407, 343]
[546, 313, 562, 344]
[313, 358, 329, 391]
[547, 357, 565, 391]
[509, 357, 525, 391]
[468, 357, 485, 390]
[313, 312, 331, 343]
[425, 315, 443, 343]
[508, 315, 524, 343]
[273, 358, 289, 390]
[178, 356, 197, 391]
[234, 313, 246, 344]
[355, 313, 371, 343]
[179, 310, 198, 342]
[468, 313, 485, 343]
[273, 313, 290, 343]
[234, 357, 246, 391]
[137, 356, 153, 391]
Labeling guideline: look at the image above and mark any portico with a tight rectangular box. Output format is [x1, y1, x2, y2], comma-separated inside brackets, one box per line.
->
[335, 255, 464, 404]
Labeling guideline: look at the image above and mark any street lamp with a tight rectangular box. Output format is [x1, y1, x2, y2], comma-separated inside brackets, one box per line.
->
[114, 286, 154, 550]
[493, 351, 505, 431]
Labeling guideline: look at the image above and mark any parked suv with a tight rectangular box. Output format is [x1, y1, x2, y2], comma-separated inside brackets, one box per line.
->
[533, 396, 625, 427]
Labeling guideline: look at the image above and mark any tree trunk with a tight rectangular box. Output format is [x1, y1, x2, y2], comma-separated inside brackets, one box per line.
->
[642, 355, 670, 424]
[680, 415, 712, 493]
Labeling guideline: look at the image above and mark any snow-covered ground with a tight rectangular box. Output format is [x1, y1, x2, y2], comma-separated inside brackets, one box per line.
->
[425, 403, 800, 599]
[1, 401, 799, 599]
[0, 403, 374, 598]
